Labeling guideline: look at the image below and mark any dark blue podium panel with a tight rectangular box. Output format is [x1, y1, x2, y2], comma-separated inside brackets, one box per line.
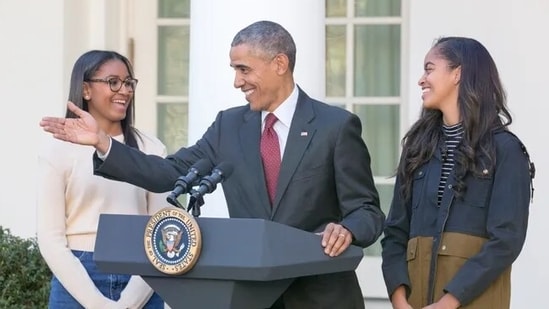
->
[94, 214, 363, 308]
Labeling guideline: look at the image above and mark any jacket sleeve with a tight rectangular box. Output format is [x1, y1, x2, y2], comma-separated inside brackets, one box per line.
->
[144, 140, 172, 214]
[444, 136, 532, 305]
[93, 139, 184, 193]
[93, 113, 224, 193]
[381, 176, 412, 298]
[335, 113, 385, 248]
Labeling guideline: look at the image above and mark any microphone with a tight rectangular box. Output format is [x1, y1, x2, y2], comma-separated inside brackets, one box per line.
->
[166, 159, 212, 206]
[190, 162, 234, 200]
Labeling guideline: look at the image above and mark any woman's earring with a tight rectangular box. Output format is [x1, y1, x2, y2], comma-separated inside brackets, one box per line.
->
[84, 96, 90, 100]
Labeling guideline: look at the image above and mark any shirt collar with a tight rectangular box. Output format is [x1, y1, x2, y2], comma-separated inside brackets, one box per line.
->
[261, 84, 298, 128]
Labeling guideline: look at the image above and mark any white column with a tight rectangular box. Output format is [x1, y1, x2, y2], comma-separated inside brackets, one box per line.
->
[188, 0, 325, 217]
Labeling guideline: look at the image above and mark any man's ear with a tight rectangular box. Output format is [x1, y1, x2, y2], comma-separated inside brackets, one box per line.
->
[272, 53, 290, 75]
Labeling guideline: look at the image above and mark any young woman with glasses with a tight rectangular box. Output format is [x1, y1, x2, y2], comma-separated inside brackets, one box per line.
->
[37, 50, 169, 308]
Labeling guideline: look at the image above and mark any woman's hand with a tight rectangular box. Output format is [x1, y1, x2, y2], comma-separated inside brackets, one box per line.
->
[422, 293, 460, 309]
[391, 285, 414, 309]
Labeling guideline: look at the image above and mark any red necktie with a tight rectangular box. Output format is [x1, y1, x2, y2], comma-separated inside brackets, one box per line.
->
[260, 113, 281, 205]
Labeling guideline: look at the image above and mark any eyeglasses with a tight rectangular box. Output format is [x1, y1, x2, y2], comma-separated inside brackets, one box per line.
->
[86, 77, 139, 92]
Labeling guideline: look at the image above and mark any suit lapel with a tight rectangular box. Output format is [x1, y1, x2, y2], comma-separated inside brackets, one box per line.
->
[271, 89, 316, 216]
[240, 110, 272, 215]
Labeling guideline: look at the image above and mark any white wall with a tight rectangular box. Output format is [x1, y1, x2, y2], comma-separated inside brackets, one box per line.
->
[505, 1, 548, 307]
[0, 0, 128, 238]
[0, 0, 65, 238]
[408, 0, 548, 307]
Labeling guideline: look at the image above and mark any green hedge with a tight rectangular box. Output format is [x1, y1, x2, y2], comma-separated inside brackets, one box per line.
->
[0, 226, 51, 308]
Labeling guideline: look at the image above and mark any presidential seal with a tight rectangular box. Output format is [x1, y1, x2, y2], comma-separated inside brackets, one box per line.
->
[144, 207, 202, 275]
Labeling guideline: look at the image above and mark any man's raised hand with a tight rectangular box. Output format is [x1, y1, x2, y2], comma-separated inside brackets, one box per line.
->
[39, 101, 101, 146]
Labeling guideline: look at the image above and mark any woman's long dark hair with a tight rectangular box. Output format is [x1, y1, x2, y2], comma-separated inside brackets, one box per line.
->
[66, 50, 140, 149]
[398, 37, 512, 202]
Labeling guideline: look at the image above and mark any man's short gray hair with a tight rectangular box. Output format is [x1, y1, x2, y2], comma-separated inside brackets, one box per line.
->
[231, 20, 296, 72]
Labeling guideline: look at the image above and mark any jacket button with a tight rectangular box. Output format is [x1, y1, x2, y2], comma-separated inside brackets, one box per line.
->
[441, 245, 446, 251]
[448, 184, 453, 189]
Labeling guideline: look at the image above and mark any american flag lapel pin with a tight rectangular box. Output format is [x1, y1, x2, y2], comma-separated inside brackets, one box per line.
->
[300, 131, 308, 136]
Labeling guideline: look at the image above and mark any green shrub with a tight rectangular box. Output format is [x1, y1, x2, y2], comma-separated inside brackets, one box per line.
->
[0, 226, 51, 309]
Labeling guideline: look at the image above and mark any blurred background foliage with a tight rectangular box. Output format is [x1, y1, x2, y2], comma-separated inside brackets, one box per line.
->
[0, 226, 51, 308]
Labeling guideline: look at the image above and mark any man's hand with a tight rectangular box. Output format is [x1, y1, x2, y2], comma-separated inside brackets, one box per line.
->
[318, 222, 353, 257]
[40, 101, 109, 152]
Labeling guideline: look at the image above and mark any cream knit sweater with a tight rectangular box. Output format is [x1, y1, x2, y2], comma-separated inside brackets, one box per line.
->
[37, 132, 171, 309]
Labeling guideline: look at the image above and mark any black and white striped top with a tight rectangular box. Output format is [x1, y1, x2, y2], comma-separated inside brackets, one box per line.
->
[437, 123, 464, 205]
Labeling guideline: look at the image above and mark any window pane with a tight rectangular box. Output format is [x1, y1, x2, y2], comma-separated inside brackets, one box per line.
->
[354, 25, 400, 96]
[158, 0, 190, 18]
[354, 105, 399, 177]
[157, 103, 188, 154]
[355, 0, 400, 17]
[158, 26, 189, 96]
[326, 0, 347, 17]
[364, 183, 393, 256]
[326, 25, 346, 97]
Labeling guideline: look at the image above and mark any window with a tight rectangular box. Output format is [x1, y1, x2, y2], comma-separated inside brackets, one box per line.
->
[131, 0, 191, 154]
[326, 0, 401, 255]
[326, 0, 404, 300]
[156, 0, 191, 154]
[131, 0, 191, 206]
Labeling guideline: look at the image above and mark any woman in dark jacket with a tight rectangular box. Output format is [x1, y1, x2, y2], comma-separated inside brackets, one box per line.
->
[381, 37, 535, 309]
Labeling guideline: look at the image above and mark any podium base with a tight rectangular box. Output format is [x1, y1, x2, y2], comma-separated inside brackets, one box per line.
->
[144, 277, 293, 309]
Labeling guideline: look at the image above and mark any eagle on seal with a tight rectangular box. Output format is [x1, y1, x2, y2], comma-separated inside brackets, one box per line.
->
[161, 224, 186, 258]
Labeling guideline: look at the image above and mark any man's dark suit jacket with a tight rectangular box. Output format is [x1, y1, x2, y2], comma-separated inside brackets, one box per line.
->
[94, 87, 385, 308]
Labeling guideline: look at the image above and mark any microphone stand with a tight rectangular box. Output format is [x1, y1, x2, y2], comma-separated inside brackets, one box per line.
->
[187, 193, 205, 217]
[167, 195, 184, 209]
